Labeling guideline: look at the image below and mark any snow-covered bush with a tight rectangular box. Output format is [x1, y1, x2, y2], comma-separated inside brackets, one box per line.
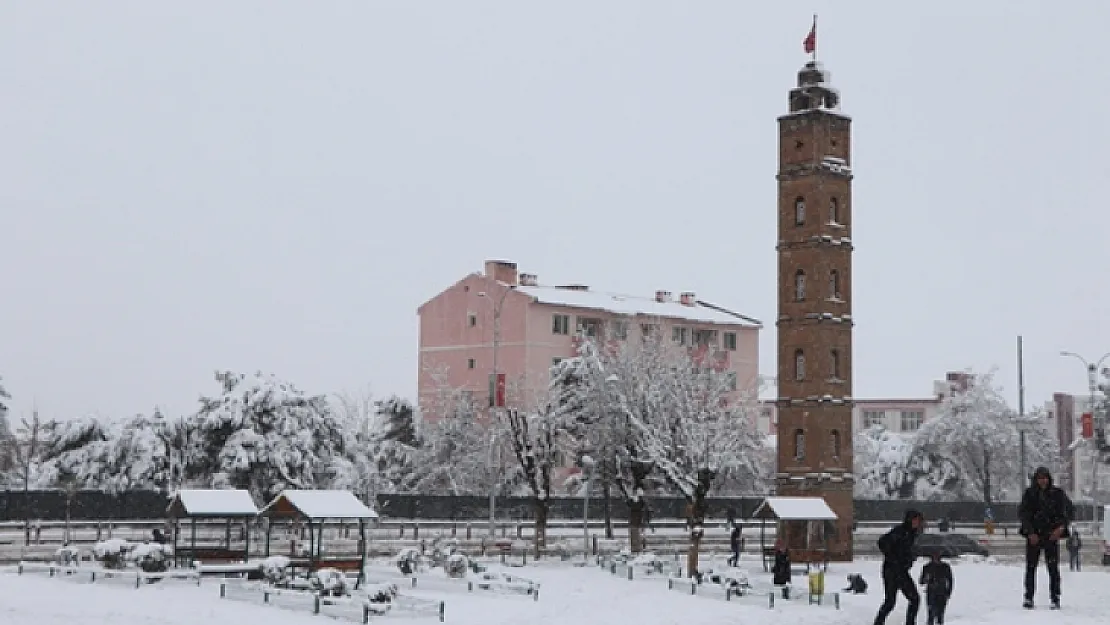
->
[702, 567, 751, 593]
[54, 546, 81, 566]
[395, 548, 422, 575]
[363, 582, 398, 614]
[93, 539, 132, 569]
[311, 568, 351, 597]
[260, 556, 291, 584]
[130, 543, 171, 573]
[444, 553, 468, 578]
[429, 536, 458, 567]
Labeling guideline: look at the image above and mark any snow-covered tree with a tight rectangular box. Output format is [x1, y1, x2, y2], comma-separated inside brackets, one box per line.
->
[0, 376, 10, 420]
[505, 405, 560, 559]
[409, 375, 502, 496]
[186, 371, 346, 501]
[34, 415, 115, 488]
[854, 426, 914, 498]
[613, 334, 767, 575]
[99, 410, 182, 493]
[910, 371, 1055, 504]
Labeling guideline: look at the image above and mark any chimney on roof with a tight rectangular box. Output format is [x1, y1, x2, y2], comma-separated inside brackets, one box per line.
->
[557, 284, 589, 291]
[680, 292, 696, 306]
[655, 290, 672, 303]
[484, 259, 518, 285]
[519, 273, 538, 287]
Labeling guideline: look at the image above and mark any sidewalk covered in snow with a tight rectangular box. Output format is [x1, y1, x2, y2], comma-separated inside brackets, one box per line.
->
[752, 496, 838, 572]
[258, 490, 378, 587]
[166, 489, 260, 567]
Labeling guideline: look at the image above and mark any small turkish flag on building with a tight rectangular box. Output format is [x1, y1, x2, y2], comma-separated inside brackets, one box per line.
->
[1081, 412, 1094, 439]
[803, 18, 816, 55]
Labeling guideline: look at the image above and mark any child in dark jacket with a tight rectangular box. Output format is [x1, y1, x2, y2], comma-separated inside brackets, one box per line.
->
[771, 540, 791, 587]
[918, 552, 953, 625]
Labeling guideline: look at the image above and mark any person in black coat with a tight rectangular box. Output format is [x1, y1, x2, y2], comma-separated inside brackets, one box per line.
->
[728, 525, 742, 567]
[873, 509, 924, 625]
[918, 552, 953, 625]
[1018, 466, 1072, 609]
[1066, 531, 1082, 572]
[771, 540, 791, 586]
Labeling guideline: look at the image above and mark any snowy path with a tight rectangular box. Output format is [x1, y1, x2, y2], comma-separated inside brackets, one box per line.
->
[2, 558, 1108, 625]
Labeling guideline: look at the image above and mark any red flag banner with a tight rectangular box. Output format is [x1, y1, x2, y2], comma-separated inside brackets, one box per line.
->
[803, 21, 816, 54]
[1081, 412, 1093, 439]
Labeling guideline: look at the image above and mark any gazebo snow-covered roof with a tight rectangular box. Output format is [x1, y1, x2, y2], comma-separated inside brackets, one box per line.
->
[753, 496, 838, 521]
[259, 490, 378, 520]
[167, 489, 259, 518]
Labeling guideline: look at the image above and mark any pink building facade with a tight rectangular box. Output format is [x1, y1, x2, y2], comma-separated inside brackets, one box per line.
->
[417, 260, 762, 418]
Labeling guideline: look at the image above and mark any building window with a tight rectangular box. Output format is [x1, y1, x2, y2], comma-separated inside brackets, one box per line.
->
[794, 349, 806, 381]
[830, 197, 840, 224]
[830, 429, 841, 459]
[672, 326, 688, 345]
[863, 410, 885, 428]
[467, 313, 477, 327]
[830, 349, 841, 380]
[640, 323, 657, 338]
[723, 332, 737, 351]
[692, 329, 718, 347]
[829, 269, 841, 300]
[794, 270, 806, 301]
[793, 428, 805, 461]
[550, 358, 563, 378]
[794, 197, 806, 226]
[552, 314, 570, 335]
[577, 317, 602, 337]
[610, 320, 628, 340]
[467, 358, 476, 369]
[900, 411, 924, 432]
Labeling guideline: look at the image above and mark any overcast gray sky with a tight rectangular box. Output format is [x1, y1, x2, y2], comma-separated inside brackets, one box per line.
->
[3, 1, 1108, 422]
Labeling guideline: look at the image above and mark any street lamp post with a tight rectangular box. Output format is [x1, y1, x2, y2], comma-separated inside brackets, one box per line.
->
[1060, 350, 1110, 519]
[479, 286, 513, 538]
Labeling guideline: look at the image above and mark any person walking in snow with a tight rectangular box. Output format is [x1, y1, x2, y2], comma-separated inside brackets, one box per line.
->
[1066, 531, 1082, 572]
[873, 509, 924, 625]
[771, 540, 791, 587]
[728, 525, 742, 567]
[918, 552, 953, 625]
[1018, 466, 1073, 609]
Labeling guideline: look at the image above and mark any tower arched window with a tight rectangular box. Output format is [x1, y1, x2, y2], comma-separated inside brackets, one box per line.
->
[830, 429, 841, 459]
[830, 349, 841, 380]
[794, 197, 806, 226]
[794, 349, 806, 381]
[793, 428, 806, 461]
[829, 269, 841, 300]
[830, 197, 840, 224]
[794, 270, 807, 301]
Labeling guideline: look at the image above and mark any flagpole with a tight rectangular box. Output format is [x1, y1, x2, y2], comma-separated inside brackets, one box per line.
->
[812, 14, 818, 62]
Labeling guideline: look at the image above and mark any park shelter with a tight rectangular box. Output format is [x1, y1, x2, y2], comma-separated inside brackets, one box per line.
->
[166, 489, 259, 567]
[259, 490, 378, 587]
[753, 496, 838, 571]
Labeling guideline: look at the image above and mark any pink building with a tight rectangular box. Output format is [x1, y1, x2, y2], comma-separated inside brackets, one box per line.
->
[416, 260, 762, 418]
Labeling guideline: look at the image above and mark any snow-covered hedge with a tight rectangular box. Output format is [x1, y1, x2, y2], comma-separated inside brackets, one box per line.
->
[130, 543, 171, 573]
[363, 582, 398, 614]
[260, 556, 291, 584]
[311, 568, 351, 597]
[395, 548, 423, 575]
[54, 546, 81, 566]
[93, 539, 132, 569]
[444, 553, 468, 578]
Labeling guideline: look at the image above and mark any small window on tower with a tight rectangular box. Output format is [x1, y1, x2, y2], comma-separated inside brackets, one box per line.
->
[830, 429, 842, 459]
[794, 197, 806, 226]
[793, 428, 806, 461]
[831, 349, 841, 380]
[794, 270, 806, 301]
[830, 197, 840, 224]
[794, 349, 806, 381]
[829, 269, 841, 300]
[795, 140, 804, 150]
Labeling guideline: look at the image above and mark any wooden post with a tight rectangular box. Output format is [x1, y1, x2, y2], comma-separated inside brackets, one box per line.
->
[190, 519, 197, 565]
[244, 518, 251, 561]
[316, 518, 325, 567]
[225, 519, 232, 551]
[356, 519, 367, 590]
[308, 519, 316, 570]
[264, 517, 272, 557]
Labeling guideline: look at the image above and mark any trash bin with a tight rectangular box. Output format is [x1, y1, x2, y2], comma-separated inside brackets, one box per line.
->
[985, 520, 995, 536]
[808, 571, 825, 596]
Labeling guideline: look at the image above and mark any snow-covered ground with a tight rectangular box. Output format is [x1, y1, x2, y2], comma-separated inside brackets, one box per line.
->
[2, 556, 1107, 625]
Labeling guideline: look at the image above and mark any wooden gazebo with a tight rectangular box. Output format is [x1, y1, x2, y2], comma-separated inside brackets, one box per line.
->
[166, 489, 260, 567]
[259, 490, 378, 588]
[753, 496, 838, 572]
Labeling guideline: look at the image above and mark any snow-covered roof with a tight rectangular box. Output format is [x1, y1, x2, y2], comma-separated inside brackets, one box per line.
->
[753, 496, 838, 521]
[259, 490, 378, 520]
[514, 285, 760, 327]
[167, 489, 259, 518]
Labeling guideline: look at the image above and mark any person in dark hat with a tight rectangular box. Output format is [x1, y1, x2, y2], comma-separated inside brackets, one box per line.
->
[918, 551, 953, 625]
[1018, 466, 1073, 610]
[873, 509, 924, 625]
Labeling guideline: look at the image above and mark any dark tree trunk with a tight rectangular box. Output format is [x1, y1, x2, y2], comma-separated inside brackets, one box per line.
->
[685, 468, 715, 578]
[628, 496, 647, 553]
[533, 498, 549, 559]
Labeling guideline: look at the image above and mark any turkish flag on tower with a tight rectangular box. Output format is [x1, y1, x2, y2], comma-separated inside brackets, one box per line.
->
[803, 18, 816, 54]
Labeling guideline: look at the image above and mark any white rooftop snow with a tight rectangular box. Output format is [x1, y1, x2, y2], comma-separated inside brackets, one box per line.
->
[169, 489, 259, 517]
[514, 285, 759, 327]
[753, 496, 838, 521]
[261, 490, 378, 519]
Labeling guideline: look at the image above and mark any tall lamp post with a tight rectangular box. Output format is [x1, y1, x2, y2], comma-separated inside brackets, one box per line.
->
[479, 287, 513, 538]
[1060, 350, 1110, 518]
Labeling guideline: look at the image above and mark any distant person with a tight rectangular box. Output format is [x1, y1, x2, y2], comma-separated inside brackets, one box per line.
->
[873, 509, 924, 625]
[771, 540, 791, 587]
[1066, 529, 1082, 572]
[1018, 466, 1073, 609]
[845, 573, 869, 594]
[151, 528, 168, 545]
[918, 552, 954, 625]
[728, 525, 742, 567]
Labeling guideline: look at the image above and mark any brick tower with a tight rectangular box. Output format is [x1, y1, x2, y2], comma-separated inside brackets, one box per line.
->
[775, 60, 854, 561]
